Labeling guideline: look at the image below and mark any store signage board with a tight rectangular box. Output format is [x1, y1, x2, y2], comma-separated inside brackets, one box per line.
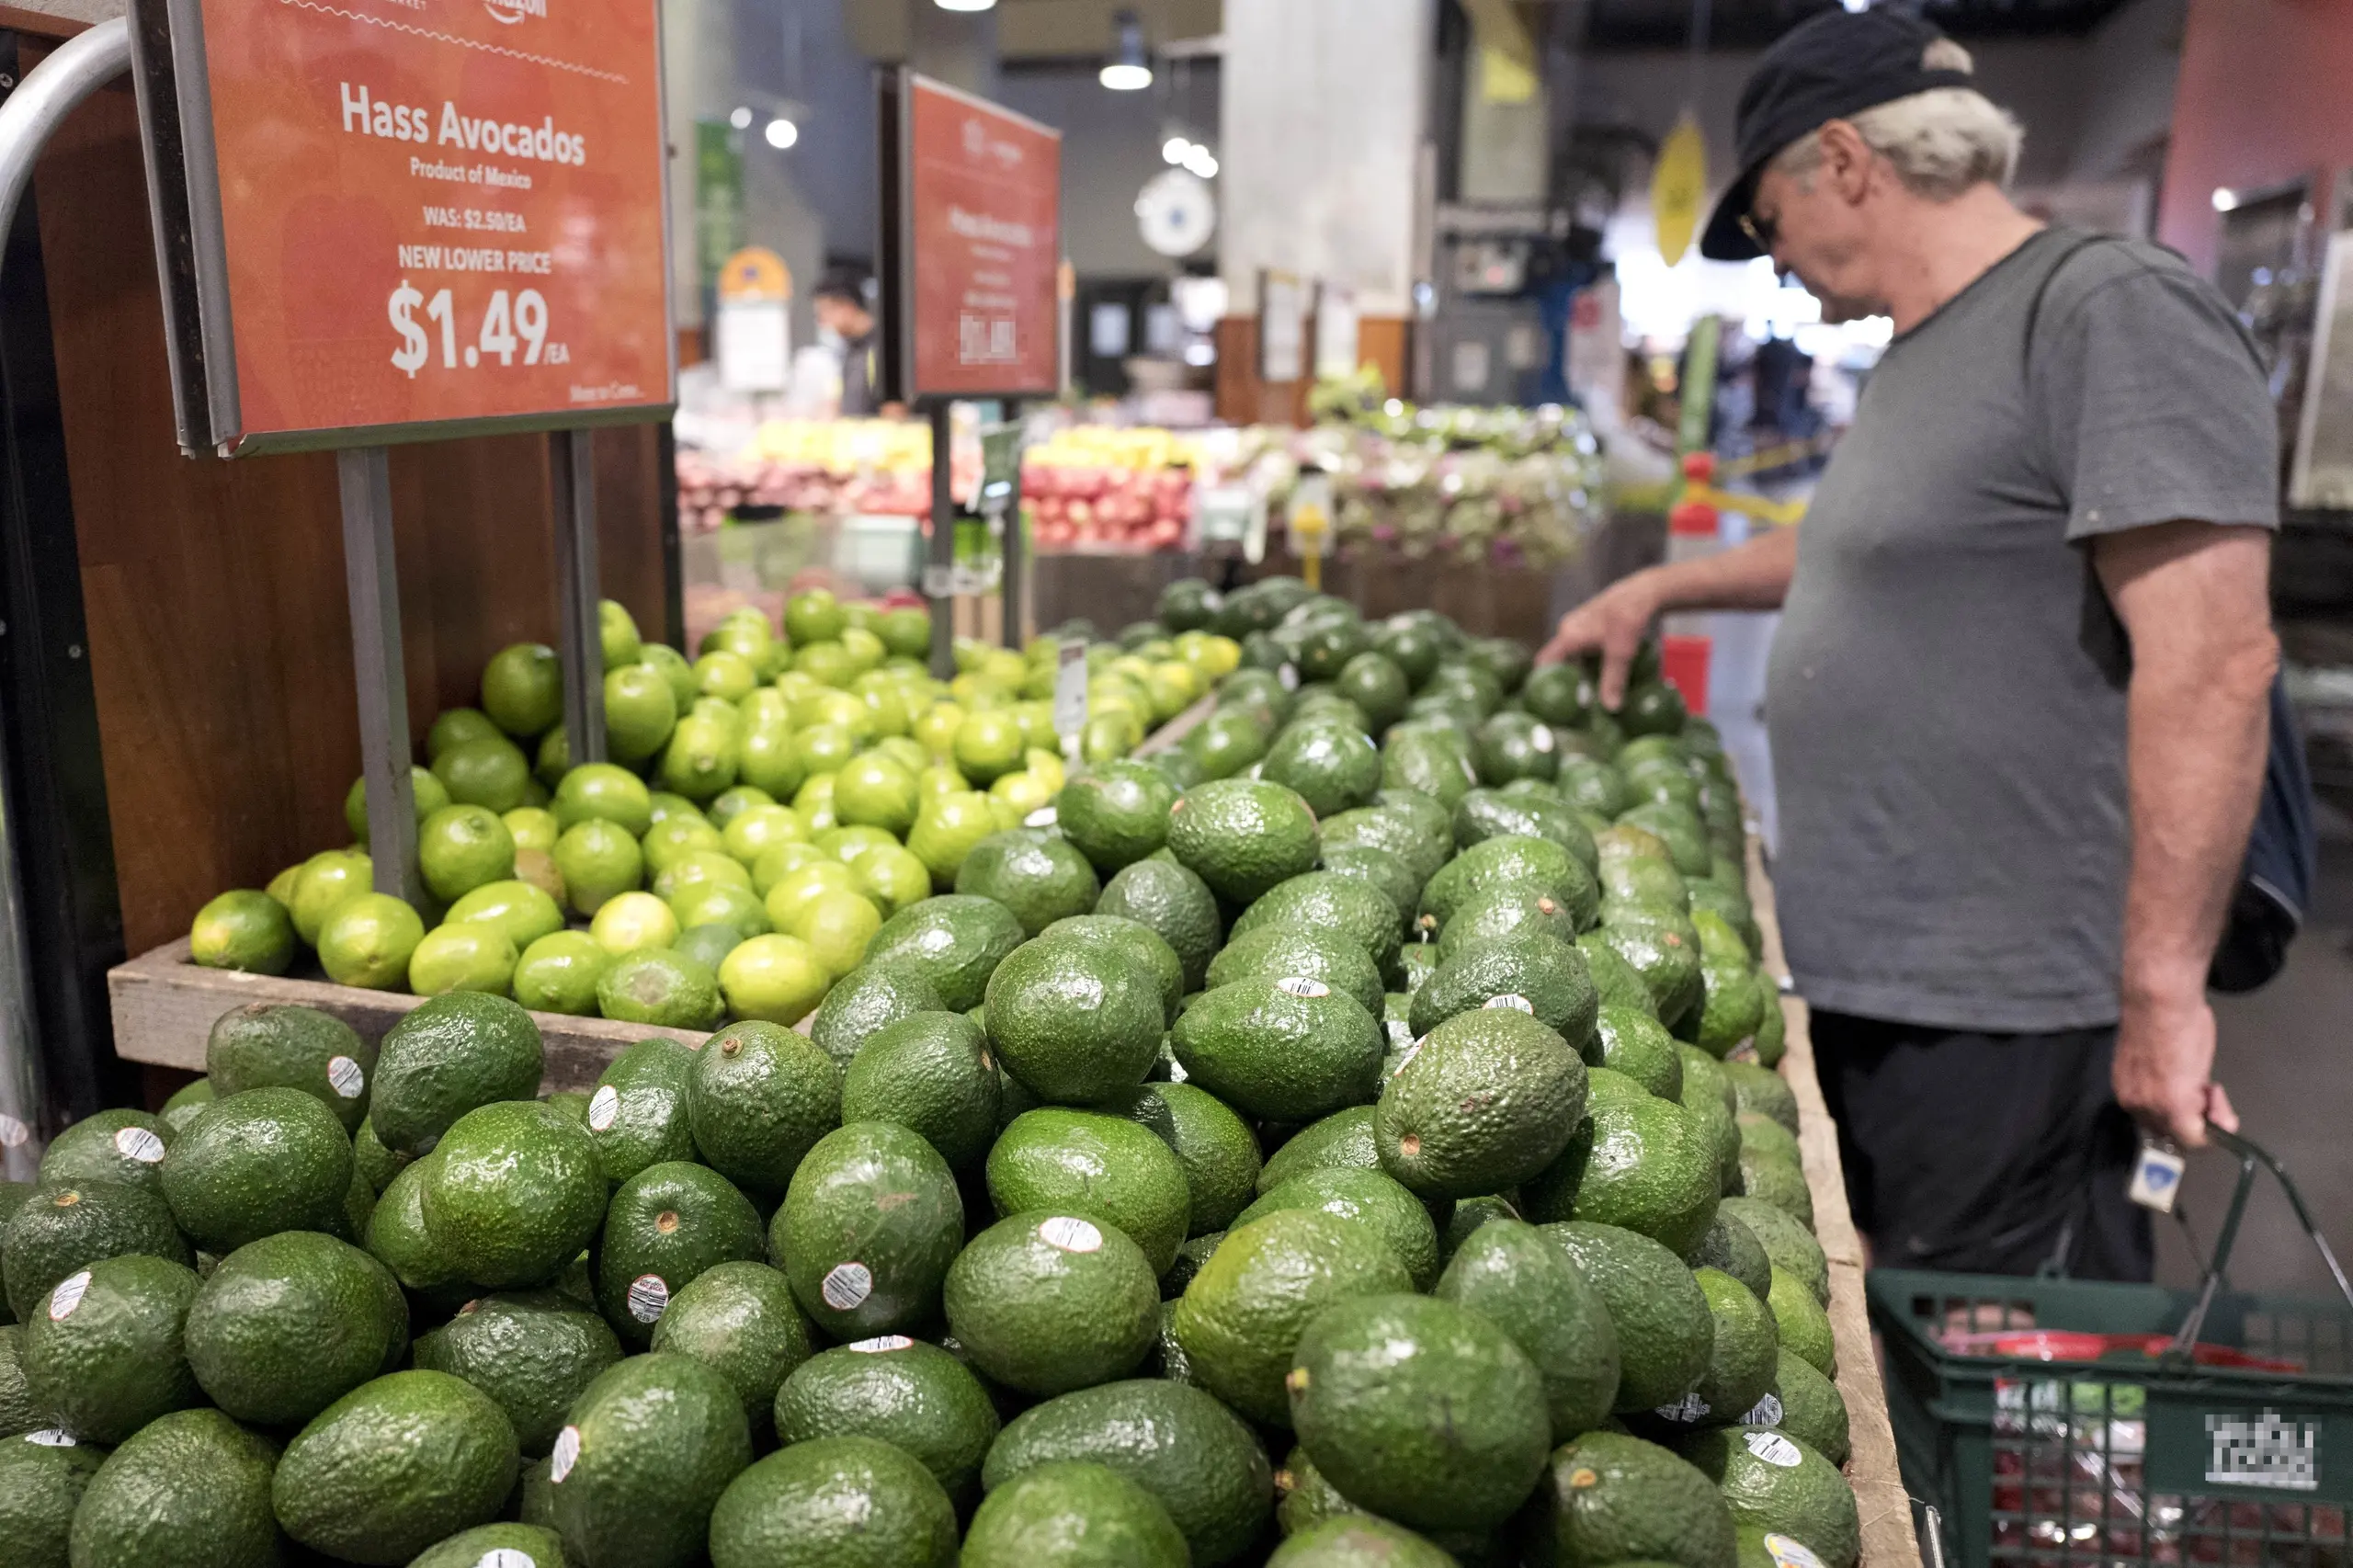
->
[881, 71, 1062, 403]
[131, 0, 675, 456]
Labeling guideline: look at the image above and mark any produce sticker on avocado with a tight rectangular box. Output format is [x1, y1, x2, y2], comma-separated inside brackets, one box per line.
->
[549, 1426, 582, 1483]
[1765, 1534, 1827, 1568]
[113, 1126, 166, 1164]
[587, 1085, 620, 1131]
[22, 1429, 76, 1447]
[1483, 994, 1536, 1014]
[1742, 1392, 1786, 1427]
[848, 1335, 915, 1353]
[327, 1056, 367, 1099]
[1276, 976, 1331, 999]
[48, 1270, 91, 1321]
[1745, 1431, 1803, 1467]
[626, 1274, 670, 1323]
[1038, 1216, 1104, 1254]
[821, 1261, 875, 1310]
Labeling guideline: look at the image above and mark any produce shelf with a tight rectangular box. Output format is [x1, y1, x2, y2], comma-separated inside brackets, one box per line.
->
[1749, 835, 1925, 1568]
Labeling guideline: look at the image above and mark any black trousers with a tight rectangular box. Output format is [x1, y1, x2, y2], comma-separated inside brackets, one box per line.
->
[1811, 1011, 2154, 1282]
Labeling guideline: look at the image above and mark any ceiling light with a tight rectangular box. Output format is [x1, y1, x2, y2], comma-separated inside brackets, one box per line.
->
[935, 0, 995, 10]
[1163, 136, 1191, 165]
[1183, 145, 1218, 179]
[2211, 187, 2239, 212]
[765, 117, 799, 150]
[728, 106, 753, 131]
[1101, 9, 1153, 90]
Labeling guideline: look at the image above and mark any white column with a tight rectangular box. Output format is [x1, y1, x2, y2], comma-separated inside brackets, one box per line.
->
[1219, 0, 1435, 317]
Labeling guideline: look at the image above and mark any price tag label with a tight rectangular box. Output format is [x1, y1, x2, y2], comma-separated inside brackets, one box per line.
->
[1053, 640, 1089, 741]
[140, 0, 673, 453]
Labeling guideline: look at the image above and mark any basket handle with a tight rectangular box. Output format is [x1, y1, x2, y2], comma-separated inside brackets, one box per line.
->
[2167, 1125, 2353, 1357]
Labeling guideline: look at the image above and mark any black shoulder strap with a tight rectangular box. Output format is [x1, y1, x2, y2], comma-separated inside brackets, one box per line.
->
[2019, 230, 2116, 382]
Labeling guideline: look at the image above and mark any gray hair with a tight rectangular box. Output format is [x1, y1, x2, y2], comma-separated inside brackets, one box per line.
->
[1771, 81, 2025, 201]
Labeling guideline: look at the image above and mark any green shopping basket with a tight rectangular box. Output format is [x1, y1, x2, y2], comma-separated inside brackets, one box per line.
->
[1870, 1129, 2353, 1568]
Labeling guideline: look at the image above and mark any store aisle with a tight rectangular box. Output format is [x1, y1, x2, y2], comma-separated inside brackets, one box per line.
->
[2155, 837, 2353, 1295]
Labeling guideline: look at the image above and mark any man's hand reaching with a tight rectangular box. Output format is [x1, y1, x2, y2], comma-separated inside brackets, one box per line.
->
[1536, 571, 1660, 710]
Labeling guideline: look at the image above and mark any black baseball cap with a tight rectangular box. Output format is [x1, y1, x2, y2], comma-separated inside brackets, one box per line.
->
[1698, 6, 1978, 261]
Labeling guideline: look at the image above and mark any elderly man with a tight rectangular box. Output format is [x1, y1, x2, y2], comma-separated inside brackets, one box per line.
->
[1542, 8, 2279, 1280]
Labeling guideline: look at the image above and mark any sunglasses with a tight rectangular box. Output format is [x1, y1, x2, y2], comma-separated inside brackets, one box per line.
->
[1739, 207, 1781, 252]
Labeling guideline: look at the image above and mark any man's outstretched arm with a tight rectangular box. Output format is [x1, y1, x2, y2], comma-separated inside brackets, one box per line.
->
[1537, 526, 1800, 708]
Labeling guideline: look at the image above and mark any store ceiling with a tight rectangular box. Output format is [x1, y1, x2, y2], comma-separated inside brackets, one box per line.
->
[845, 0, 1222, 65]
[1581, 0, 2136, 51]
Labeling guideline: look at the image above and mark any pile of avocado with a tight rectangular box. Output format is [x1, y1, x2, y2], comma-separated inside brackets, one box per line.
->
[8, 578, 1858, 1568]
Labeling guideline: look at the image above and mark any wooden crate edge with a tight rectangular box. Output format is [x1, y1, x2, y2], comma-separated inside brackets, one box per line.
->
[109, 937, 712, 1094]
[1747, 837, 1922, 1568]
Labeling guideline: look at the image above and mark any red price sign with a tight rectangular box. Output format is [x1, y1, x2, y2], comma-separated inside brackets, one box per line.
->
[139, 0, 673, 453]
[892, 73, 1062, 401]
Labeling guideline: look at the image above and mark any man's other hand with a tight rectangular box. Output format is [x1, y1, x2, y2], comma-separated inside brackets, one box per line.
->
[2113, 988, 2239, 1148]
[1537, 572, 1659, 710]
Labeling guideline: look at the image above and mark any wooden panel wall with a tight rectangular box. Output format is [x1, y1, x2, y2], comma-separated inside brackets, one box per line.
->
[31, 72, 672, 956]
[1212, 313, 1415, 426]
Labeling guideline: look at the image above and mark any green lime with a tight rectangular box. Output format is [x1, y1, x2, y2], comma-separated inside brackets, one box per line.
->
[643, 814, 727, 875]
[600, 598, 643, 667]
[718, 934, 832, 1025]
[417, 804, 517, 904]
[514, 930, 612, 1015]
[673, 923, 745, 975]
[672, 879, 772, 938]
[649, 792, 707, 828]
[879, 605, 931, 659]
[483, 642, 563, 737]
[839, 626, 885, 677]
[592, 891, 683, 955]
[534, 724, 571, 787]
[654, 849, 756, 903]
[789, 890, 881, 979]
[604, 664, 679, 764]
[189, 889, 297, 974]
[598, 948, 722, 1028]
[952, 711, 1027, 785]
[552, 819, 644, 917]
[764, 861, 864, 931]
[815, 825, 898, 864]
[433, 735, 533, 812]
[345, 767, 450, 843]
[553, 764, 654, 837]
[662, 705, 743, 802]
[318, 892, 426, 989]
[723, 804, 808, 866]
[707, 786, 776, 832]
[794, 724, 857, 778]
[786, 589, 848, 646]
[267, 861, 302, 909]
[832, 754, 920, 835]
[291, 849, 373, 945]
[642, 643, 700, 712]
[502, 807, 560, 854]
[428, 707, 502, 760]
[907, 791, 1001, 890]
[515, 848, 566, 910]
[408, 921, 519, 995]
[754, 842, 829, 897]
[697, 650, 760, 703]
[853, 845, 932, 915]
[443, 879, 565, 951]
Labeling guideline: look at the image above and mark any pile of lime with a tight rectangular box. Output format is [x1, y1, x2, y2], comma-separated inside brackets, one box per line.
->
[27, 582, 1861, 1568]
[186, 591, 1242, 1031]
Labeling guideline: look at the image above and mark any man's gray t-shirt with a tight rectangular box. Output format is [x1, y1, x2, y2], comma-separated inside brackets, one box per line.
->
[1767, 228, 2279, 1032]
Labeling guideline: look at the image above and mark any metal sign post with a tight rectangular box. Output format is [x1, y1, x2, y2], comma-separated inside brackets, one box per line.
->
[878, 70, 1061, 675]
[550, 430, 608, 767]
[335, 449, 422, 905]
